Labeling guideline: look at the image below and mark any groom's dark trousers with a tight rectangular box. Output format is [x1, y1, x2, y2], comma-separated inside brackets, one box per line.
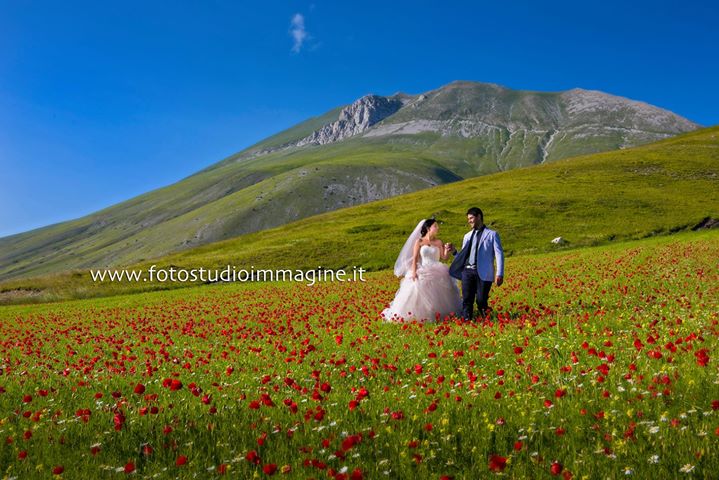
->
[461, 267, 492, 320]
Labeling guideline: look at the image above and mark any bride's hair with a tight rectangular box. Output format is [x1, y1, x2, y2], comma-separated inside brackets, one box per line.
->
[420, 218, 436, 238]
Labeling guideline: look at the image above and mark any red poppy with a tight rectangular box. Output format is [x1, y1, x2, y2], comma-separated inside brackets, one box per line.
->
[341, 434, 362, 451]
[488, 454, 507, 472]
[113, 412, 126, 431]
[696, 349, 710, 367]
[246, 450, 261, 465]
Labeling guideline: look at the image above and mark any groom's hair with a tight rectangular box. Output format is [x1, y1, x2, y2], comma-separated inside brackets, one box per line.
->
[467, 207, 483, 219]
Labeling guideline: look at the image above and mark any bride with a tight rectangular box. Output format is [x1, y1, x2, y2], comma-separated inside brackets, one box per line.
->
[381, 219, 462, 322]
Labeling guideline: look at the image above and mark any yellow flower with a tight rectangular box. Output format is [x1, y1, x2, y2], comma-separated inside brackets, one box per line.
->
[614, 439, 626, 453]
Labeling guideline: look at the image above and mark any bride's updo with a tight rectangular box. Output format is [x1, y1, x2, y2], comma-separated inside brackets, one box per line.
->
[420, 218, 436, 237]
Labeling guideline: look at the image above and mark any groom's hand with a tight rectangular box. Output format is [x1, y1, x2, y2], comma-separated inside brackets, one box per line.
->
[495, 275, 504, 286]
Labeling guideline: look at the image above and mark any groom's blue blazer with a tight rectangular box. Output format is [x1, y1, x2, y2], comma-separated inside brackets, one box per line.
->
[449, 227, 504, 281]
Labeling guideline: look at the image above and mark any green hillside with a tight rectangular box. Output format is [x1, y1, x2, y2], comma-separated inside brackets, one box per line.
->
[1, 126, 716, 305]
[0, 81, 699, 282]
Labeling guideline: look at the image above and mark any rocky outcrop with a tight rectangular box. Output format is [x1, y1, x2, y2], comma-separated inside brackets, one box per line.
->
[296, 95, 405, 146]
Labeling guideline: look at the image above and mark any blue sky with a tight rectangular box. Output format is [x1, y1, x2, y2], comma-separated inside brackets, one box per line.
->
[1, 0, 717, 238]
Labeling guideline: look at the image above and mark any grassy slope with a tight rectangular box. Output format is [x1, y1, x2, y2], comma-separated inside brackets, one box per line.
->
[1, 228, 715, 315]
[0, 126, 716, 304]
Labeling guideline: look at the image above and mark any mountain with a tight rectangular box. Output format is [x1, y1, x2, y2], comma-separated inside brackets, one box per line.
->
[0, 81, 700, 282]
[1, 125, 716, 305]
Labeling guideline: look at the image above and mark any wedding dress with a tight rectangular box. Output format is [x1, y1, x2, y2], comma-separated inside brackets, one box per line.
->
[381, 244, 462, 322]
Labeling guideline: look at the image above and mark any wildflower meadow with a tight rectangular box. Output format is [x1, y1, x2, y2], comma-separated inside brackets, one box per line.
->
[0, 231, 717, 479]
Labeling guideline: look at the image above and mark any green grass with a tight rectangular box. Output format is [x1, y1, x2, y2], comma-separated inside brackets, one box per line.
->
[1, 126, 716, 305]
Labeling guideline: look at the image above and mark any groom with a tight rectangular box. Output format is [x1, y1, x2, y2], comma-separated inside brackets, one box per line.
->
[449, 207, 504, 320]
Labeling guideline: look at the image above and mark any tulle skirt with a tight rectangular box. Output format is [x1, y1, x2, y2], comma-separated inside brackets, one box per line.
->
[381, 263, 462, 322]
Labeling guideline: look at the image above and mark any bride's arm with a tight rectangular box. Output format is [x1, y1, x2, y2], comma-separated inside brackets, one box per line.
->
[410, 240, 421, 280]
[437, 239, 449, 260]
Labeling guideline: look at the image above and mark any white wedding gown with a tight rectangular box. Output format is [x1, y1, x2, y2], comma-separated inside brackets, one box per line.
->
[382, 245, 462, 322]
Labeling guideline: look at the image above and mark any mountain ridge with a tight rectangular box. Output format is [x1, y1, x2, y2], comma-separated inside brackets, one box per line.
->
[0, 81, 701, 281]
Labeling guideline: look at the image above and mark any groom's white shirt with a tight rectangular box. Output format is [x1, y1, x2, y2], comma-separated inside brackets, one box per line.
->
[461, 227, 504, 282]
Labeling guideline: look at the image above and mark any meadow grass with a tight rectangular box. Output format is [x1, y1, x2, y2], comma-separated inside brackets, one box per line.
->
[0, 230, 717, 478]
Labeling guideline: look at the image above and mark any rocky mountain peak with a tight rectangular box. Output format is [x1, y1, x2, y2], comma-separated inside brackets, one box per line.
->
[296, 94, 405, 146]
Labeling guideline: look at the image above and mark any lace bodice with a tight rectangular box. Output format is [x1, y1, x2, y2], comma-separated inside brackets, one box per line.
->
[420, 245, 441, 265]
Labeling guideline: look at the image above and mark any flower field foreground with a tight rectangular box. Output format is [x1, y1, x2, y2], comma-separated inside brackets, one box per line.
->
[0, 231, 717, 479]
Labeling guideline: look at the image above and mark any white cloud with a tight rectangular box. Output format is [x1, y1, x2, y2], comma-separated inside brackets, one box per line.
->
[290, 13, 307, 53]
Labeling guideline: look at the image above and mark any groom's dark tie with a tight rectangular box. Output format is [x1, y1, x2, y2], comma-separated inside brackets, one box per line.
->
[466, 229, 478, 267]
